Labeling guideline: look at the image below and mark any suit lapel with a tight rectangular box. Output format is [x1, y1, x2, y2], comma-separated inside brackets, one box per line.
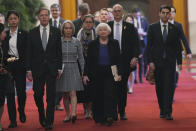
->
[35, 26, 44, 52]
[17, 29, 22, 51]
[157, 22, 164, 43]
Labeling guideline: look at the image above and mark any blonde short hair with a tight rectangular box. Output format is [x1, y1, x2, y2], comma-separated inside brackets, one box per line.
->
[61, 20, 75, 36]
[95, 23, 111, 35]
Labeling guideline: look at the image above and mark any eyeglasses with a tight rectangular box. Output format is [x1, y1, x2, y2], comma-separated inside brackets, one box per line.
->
[113, 10, 121, 13]
[84, 21, 93, 24]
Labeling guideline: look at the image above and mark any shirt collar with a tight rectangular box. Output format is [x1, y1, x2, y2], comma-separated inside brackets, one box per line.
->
[40, 24, 50, 30]
[114, 19, 123, 26]
[10, 27, 18, 35]
[168, 19, 174, 24]
[160, 20, 168, 27]
[52, 17, 60, 23]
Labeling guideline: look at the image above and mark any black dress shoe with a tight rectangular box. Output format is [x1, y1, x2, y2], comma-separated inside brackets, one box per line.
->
[165, 114, 173, 120]
[106, 117, 114, 126]
[8, 122, 17, 128]
[72, 116, 77, 124]
[45, 124, 53, 130]
[19, 112, 26, 123]
[160, 111, 165, 118]
[120, 114, 128, 120]
[139, 79, 143, 83]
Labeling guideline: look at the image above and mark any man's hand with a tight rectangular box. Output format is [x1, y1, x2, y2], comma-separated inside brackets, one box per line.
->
[83, 76, 90, 85]
[149, 62, 155, 71]
[57, 70, 62, 79]
[130, 57, 138, 68]
[27, 71, 33, 81]
[178, 64, 182, 71]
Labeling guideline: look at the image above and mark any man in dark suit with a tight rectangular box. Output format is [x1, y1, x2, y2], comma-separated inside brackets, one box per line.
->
[26, 7, 62, 130]
[108, 4, 139, 120]
[2, 10, 27, 128]
[49, 4, 65, 30]
[147, 5, 182, 120]
[169, 6, 192, 102]
[49, 3, 65, 111]
[132, 8, 149, 83]
[73, 2, 99, 37]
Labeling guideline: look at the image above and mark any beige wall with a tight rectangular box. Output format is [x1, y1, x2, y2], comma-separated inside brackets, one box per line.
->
[188, 0, 196, 55]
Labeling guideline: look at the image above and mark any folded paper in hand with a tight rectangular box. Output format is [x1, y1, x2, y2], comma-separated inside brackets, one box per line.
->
[111, 65, 119, 81]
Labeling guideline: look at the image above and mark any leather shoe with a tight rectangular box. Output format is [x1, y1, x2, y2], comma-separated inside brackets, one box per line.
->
[160, 111, 165, 118]
[106, 117, 114, 126]
[8, 122, 17, 128]
[120, 113, 128, 120]
[19, 112, 26, 123]
[165, 114, 173, 120]
[72, 116, 77, 124]
[45, 124, 53, 130]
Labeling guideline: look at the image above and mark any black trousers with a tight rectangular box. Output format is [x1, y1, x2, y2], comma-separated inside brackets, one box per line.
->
[116, 72, 129, 115]
[92, 66, 117, 123]
[154, 61, 176, 114]
[6, 61, 26, 123]
[33, 67, 57, 125]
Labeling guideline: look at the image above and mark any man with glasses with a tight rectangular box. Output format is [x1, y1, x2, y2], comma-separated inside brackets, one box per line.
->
[108, 4, 140, 120]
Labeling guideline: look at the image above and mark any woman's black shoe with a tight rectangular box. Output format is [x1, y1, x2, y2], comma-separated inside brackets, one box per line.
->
[106, 117, 114, 126]
[72, 116, 77, 124]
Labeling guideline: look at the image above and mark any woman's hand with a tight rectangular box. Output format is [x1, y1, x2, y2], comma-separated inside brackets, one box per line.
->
[83, 76, 90, 85]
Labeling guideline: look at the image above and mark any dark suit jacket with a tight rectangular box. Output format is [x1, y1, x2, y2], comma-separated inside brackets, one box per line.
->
[72, 18, 99, 37]
[108, 20, 140, 74]
[3, 29, 28, 65]
[84, 38, 121, 79]
[26, 26, 62, 77]
[174, 21, 191, 54]
[49, 17, 65, 29]
[147, 22, 182, 66]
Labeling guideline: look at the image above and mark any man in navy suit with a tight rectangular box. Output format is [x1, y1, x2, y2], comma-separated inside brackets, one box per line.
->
[147, 5, 182, 120]
[108, 4, 139, 120]
[49, 3, 65, 111]
[132, 8, 149, 83]
[3, 10, 28, 128]
[26, 7, 62, 130]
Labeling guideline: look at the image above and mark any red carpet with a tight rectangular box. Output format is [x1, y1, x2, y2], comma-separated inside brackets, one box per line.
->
[2, 65, 196, 131]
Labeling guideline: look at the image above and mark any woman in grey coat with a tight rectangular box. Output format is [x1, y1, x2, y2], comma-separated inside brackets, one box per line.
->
[56, 20, 84, 124]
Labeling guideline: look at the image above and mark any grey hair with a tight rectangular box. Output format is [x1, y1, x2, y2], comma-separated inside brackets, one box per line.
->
[78, 3, 90, 16]
[95, 23, 111, 34]
[61, 20, 75, 36]
[50, 3, 61, 11]
[112, 4, 123, 10]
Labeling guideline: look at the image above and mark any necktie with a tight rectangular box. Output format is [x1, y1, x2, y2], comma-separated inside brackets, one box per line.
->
[54, 20, 57, 28]
[115, 23, 121, 49]
[162, 25, 167, 42]
[162, 25, 167, 58]
[42, 27, 47, 51]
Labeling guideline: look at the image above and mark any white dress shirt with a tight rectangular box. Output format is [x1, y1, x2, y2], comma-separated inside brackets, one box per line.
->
[113, 20, 123, 50]
[40, 24, 50, 43]
[52, 17, 60, 27]
[8, 28, 19, 58]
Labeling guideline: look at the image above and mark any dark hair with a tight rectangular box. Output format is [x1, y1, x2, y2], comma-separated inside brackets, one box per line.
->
[82, 14, 94, 24]
[37, 7, 50, 16]
[0, 23, 5, 34]
[50, 3, 61, 11]
[7, 10, 20, 19]
[132, 8, 140, 13]
[124, 13, 133, 21]
[159, 5, 171, 12]
[170, 5, 176, 13]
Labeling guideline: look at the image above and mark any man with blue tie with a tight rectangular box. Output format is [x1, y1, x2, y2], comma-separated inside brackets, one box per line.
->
[49, 3, 65, 111]
[26, 7, 62, 130]
[108, 4, 139, 120]
[147, 5, 182, 120]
